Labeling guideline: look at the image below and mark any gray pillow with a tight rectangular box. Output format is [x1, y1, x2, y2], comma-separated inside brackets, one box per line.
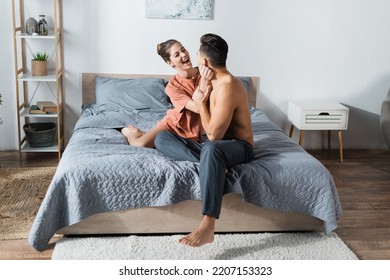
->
[238, 76, 251, 94]
[95, 77, 171, 110]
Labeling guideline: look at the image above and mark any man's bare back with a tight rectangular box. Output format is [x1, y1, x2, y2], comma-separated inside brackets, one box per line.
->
[209, 74, 254, 145]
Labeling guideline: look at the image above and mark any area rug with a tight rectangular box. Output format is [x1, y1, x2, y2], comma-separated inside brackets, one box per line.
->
[52, 232, 358, 260]
[0, 166, 56, 240]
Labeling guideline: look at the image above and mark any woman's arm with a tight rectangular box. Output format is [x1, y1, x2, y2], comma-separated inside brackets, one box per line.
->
[185, 99, 199, 113]
[185, 66, 214, 114]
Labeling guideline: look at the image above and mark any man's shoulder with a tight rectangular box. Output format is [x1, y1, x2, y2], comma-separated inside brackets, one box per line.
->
[215, 75, 245, 94]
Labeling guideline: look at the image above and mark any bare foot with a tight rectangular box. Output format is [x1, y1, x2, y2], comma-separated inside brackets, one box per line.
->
[121, 125, 145, 145]
[178, 215, 215, 247]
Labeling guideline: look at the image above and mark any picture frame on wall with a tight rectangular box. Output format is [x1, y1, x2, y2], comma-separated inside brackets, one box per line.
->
[145, 0, 213, 20]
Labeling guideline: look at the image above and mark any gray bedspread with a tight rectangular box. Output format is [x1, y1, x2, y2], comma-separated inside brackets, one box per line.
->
[28, 106, 342, 251]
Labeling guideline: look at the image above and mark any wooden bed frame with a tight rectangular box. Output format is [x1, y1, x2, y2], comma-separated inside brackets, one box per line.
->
[57, 73, 323, 236]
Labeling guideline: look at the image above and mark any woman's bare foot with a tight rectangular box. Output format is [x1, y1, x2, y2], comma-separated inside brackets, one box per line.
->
[178, 215, 215, 247]
[121, 125, 145, 145]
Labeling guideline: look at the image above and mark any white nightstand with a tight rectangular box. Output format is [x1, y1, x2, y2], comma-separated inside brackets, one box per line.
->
[288, 100, 349, 162]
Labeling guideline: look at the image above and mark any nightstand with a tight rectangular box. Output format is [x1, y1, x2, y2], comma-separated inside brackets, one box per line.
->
[288, 100, 349, 162]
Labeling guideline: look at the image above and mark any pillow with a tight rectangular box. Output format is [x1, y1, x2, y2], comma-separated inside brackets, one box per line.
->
[95, 77, 171, 110]
[237, 76, 255, 107]
[238, 76, 252, 94]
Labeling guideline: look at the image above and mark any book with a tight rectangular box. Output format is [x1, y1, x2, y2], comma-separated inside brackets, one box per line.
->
[36, 101, 57, 113]
[29, 105, 47, 114]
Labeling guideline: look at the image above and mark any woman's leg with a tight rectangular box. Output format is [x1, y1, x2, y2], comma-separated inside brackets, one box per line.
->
[154, 131, 203, 162]
[122, 124, 166, 148]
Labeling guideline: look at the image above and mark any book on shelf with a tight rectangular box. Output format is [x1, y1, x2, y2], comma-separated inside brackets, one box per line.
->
[29, 105, 47, 114]
[36, 101, 57, 113]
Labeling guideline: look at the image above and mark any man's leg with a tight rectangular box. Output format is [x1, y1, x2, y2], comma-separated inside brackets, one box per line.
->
[200, 139, 254, 218]
[179, 139, 254, 247]
[154, 131, 203, 162]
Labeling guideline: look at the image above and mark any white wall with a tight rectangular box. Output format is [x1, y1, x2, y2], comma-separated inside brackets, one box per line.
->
[1, 0, 390, 151]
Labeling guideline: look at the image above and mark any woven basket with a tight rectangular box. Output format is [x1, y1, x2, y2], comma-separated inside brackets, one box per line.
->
[31, 60, 48, 76]
[23, 122, 56, 147]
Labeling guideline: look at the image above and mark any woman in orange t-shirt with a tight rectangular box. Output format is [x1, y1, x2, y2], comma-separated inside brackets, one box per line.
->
[121, 39, 212, 147]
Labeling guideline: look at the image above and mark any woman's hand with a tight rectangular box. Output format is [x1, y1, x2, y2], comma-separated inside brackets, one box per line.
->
[199, 64, 213, 92]
[193, 84, 212, 106]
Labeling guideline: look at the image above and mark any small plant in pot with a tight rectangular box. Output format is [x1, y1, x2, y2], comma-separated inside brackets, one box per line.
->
[31, 52, 49, 76]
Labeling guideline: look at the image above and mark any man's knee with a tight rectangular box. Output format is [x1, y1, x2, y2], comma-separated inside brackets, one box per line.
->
[201, 141, 224, 159]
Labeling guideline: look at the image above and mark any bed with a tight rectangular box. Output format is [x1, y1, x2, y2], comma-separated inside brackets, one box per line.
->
[28, 73, 342, 251]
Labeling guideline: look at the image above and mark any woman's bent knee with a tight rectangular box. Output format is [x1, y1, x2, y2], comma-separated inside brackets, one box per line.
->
[154, 131, 174, 149]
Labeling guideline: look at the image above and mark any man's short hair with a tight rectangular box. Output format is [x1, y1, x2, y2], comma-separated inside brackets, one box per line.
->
[199, 33, 228, 68]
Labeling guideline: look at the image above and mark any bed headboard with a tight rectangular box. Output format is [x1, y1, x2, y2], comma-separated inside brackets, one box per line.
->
[82, 73, 259, 107]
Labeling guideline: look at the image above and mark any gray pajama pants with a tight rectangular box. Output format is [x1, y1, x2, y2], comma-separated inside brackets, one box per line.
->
[154, 131, 255, 218]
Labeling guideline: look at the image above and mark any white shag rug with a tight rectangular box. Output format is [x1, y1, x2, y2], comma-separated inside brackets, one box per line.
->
[52, 232, 358, 260]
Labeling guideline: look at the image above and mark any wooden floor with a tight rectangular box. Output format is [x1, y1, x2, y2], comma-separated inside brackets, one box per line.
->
[0, 149, 389, 260]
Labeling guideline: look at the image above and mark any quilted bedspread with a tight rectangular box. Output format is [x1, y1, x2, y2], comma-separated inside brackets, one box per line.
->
[28, 105, 342, 251]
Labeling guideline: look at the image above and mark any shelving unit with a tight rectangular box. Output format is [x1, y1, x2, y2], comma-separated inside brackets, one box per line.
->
[11, 0, 64, 160]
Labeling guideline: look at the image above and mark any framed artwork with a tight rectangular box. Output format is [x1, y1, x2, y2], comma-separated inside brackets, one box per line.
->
[145, 0, 213, 20]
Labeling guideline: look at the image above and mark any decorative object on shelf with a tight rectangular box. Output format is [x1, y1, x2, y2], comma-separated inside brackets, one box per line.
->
[38, 14, 48, 35]
[26, 17, 38, 35]
[23, 122, 56, 147]
[36, 101, 57, 113]
[29, 105, 47, 114]
[31, 52, 49, 76]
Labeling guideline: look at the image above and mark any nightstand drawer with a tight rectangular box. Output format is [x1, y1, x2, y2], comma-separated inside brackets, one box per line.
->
[288, 100, 349, 130]
[303, 110, 348, 129]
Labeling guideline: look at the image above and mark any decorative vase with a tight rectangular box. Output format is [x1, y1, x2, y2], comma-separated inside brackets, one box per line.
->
[31, 60, 48, 76]
[38, 15, 48, 35]
[26, 17, 38, 35]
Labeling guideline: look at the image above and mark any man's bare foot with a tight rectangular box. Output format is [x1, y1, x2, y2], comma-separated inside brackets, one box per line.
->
[178, 215, 215, 247]
[121, 125, 145, 145]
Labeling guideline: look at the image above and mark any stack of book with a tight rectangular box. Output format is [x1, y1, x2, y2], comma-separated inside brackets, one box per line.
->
[29, 101, 57, 114]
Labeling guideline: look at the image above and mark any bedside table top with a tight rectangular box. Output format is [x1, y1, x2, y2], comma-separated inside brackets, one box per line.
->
[289, 100, 348, 111]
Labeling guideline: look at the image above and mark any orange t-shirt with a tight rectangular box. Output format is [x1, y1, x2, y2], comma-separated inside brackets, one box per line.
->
[158, 72, 202, 141]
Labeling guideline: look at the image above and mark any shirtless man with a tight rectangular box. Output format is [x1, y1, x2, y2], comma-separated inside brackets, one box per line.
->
[154, 33, 254, 247]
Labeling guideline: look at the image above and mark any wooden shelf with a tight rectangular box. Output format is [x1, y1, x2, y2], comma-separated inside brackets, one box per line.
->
[18, 73, 58, 82]
[12, 0, 65, 161]
[20, 107, 59, 118]
[16, 33, 57, 39]
[22, 142, 59, 153]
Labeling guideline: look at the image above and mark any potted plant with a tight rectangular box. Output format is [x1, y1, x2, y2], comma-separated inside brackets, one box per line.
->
[31, 52, 49, 76]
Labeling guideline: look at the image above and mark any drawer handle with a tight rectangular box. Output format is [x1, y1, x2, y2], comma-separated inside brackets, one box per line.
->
[319, 112, 330, 116]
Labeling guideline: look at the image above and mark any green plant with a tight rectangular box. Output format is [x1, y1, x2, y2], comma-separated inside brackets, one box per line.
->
[32, 52, 49, 61]
[0, 93, 3, 106]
